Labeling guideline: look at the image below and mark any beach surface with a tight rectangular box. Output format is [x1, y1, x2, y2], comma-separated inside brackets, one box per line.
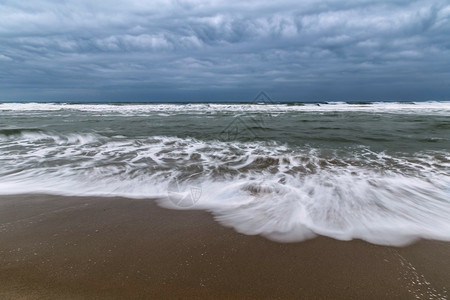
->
[0, 194, 448, 299]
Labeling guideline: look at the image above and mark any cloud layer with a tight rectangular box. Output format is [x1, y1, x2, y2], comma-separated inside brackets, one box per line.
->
[1, 0, 449, 101]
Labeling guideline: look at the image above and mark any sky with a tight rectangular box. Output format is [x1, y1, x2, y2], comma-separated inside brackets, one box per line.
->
[0, 0, 449, 102]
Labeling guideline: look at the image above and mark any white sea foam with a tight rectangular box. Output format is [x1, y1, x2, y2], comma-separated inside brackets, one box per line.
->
[0, 133, 449, 246]
[1, 101, 449, 115]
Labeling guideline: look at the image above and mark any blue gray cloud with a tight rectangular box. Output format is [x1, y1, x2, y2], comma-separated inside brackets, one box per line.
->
[1, 0, 449, 101]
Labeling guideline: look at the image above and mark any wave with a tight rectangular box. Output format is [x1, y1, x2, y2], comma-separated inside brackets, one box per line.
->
[1, 101, 449, 115]
[0, 133, 449, 246]
[0, 128, 43, 136]
[0, 129, 103, 144]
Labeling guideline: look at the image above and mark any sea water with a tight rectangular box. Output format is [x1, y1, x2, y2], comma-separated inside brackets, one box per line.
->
[0, 101, 449, 245]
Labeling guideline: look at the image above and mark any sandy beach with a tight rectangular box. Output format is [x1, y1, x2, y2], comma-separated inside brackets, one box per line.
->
[0, 194, 448, 299]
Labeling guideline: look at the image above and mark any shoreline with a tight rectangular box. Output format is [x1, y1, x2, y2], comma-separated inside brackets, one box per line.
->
[1, 194, 449, 299]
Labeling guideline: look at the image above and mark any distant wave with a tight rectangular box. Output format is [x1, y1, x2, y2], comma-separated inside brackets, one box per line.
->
[0, 101, 449, 115]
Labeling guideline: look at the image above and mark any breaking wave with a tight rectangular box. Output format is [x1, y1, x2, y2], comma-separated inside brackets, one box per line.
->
[0, 132, 449, 246]
[1, 101, 450, 115]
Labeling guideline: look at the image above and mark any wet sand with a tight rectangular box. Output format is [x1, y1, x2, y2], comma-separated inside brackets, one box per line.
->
[0, 194, 449, 299]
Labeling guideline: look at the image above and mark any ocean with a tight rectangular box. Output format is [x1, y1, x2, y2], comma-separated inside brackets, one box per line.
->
[0, 101, 449, 246]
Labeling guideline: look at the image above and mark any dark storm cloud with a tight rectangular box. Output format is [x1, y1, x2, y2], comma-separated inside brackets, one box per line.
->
[0, 0, 449, 101]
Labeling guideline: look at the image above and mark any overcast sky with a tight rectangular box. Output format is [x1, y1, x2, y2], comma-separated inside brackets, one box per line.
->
[1, 0, 449, 102]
